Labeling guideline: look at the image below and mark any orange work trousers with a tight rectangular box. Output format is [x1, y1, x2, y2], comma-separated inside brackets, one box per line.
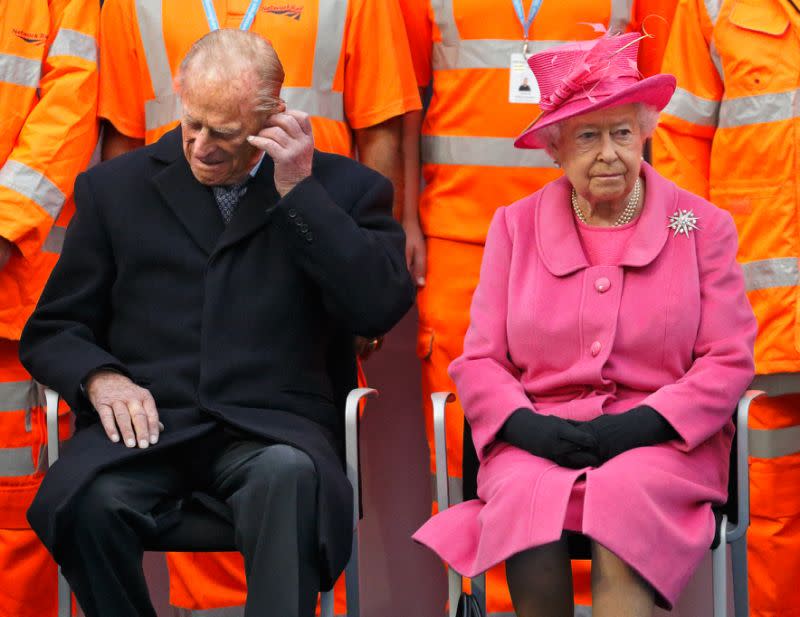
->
[748, 393, 800, 617]
[0, 340, 72, 617]
[167, 552, 348, 615]
[417, 238, 591, 614]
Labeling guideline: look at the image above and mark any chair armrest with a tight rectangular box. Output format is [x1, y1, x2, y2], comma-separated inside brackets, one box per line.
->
[431, 391, 464, 617]
[431, 392, 456, 510]
[44, 388, 61, 468]
[727, 389, 764, 543]
[345, 387, 378, 531]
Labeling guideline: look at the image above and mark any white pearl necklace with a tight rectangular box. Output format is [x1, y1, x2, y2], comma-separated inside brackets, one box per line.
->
[572, 177, 642, 226]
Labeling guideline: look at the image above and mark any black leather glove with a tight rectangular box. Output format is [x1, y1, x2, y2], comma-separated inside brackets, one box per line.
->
[500, 408, 600, 469]
[577, 405, 678, 463]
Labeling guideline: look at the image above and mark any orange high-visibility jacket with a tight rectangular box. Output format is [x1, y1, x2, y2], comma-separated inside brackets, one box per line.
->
[0, 0, 98, 528]
[654, 5, 800, 615]
[99, 0, 421, 154]
[634, 0, 679, 76]
[401, 0, 671, 247]
[654, 0, 800, 377]
[0, 0, 99, 343]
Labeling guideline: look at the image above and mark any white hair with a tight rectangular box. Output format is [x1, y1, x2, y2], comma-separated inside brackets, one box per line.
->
[176, 29, 285, 114]
[537, 103, 660, 160]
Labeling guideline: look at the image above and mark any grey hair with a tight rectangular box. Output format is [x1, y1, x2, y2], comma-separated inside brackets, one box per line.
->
[176, 29, 285, 114]
[538, 103, 661, 160]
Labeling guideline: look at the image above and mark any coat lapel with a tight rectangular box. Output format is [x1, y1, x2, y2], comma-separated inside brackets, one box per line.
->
[150, 129, 224, 255]
[535, 177, 589, 276]
[536, 162, 673, 276]
[214, 155, 281, 254]
[616, 163, 672, 268]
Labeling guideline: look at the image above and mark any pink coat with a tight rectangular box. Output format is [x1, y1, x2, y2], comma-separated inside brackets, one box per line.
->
[412, 163, 756, 608]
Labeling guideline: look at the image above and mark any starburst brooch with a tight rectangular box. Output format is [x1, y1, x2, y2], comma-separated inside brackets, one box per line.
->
[667, 209, 699, 237]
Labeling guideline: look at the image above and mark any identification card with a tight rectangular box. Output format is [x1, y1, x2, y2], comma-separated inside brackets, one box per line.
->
[509, 53, 540, 104]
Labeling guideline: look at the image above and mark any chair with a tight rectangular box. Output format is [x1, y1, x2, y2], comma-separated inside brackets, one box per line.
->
[44, 386, 377, 617]
[431, 390, 765, 617]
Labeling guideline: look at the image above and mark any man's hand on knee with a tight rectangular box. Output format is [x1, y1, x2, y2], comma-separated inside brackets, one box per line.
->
[86, 371, 162, 448]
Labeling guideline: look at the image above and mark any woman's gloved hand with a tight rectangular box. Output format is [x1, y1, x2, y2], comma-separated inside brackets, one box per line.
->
[500, 408, 600, 469]
[575, 405, 678, 464]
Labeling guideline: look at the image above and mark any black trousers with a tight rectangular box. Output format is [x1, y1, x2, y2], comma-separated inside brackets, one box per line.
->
[57, 428, 320, 617]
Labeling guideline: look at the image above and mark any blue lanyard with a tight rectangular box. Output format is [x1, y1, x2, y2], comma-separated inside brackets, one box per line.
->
[201, 0, 264, 31]
[511, 0, 544, 41]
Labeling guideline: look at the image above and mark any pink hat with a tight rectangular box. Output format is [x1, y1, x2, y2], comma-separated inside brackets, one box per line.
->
[514, 32, 676, 150]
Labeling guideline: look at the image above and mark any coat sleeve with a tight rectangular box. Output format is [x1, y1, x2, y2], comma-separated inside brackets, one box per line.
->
[19, 172, 129, 409]
[448, 208, 535, 460]
[0, 0, 99, 259]
[271, 168, 415, 337]
[640, 208, 756, 451]
[652, 0, 721, 200]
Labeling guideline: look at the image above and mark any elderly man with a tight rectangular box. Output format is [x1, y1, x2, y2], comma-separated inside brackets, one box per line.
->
[19, 29, 414, 617]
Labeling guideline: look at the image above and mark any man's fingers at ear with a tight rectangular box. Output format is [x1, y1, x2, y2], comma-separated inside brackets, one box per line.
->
[253, 126, 290, 148]
[247, 134, 285, 156]
[284, 109, 312, 136]
[267, 113, 304, 139]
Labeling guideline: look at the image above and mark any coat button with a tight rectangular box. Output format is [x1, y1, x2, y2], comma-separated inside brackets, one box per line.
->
[288, 208, 297, 218]
[590, 341, 602, 357]
[595, 277, 611, 293]
[300, 223, 309, 232]
[306, 232, 314, 242]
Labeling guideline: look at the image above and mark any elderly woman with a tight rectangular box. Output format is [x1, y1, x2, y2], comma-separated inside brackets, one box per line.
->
[413, 33, 756, 617]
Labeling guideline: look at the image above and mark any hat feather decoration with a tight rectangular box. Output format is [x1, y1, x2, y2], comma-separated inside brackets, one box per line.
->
[540, 33, 648, 111]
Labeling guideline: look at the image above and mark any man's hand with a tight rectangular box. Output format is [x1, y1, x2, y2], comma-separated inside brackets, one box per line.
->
[403, 217, 427, 287]
[0, 237, 14, 271]
[86, 370, 161, 448]
[247, 110, 314, 197]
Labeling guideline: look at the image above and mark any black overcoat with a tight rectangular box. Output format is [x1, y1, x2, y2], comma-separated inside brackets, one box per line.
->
[19, 128, 415, 588]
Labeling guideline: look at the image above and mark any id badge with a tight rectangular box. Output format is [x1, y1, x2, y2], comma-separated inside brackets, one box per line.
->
[509, 53, 540, 104]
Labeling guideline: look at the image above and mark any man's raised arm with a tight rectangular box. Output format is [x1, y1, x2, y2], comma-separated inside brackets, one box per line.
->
[249, 110, 415, 337]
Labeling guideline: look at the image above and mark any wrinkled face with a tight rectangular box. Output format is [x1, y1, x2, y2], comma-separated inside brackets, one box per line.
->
[553, 104, 645, 206]
[180, 80, 266, 186]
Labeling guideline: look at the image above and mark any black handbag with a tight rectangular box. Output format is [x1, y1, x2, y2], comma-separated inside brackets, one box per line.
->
[455, 591, 484, 617]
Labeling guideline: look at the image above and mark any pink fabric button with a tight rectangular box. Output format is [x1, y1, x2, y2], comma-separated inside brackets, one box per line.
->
[590, 341, 602, 357]
[595, 277, 611, 293]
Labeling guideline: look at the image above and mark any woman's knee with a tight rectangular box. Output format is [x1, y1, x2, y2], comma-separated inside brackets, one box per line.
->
[591, 541, 655, 615]
[506, 540, 575, 617]
[507, 540, 573, 593]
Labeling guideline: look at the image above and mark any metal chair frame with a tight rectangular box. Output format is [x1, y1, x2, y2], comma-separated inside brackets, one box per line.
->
[431, 390, 765, 617]
[45, 386, 377, 617]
